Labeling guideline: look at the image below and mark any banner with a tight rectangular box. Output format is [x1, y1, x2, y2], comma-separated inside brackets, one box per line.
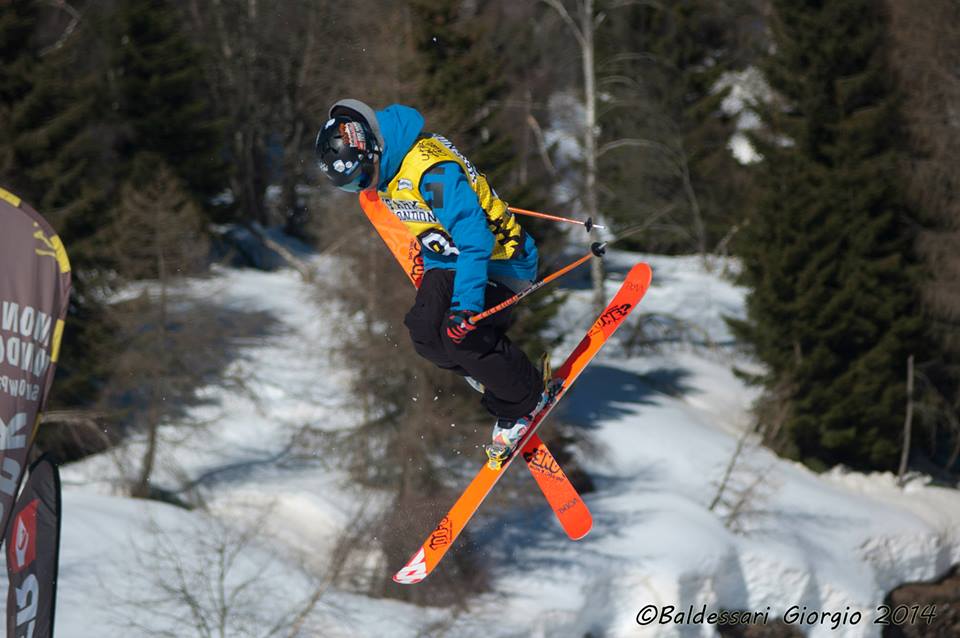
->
[5, 455, 61, 638]
[358, 190, 424, 288]
[0, 187, 71, 545]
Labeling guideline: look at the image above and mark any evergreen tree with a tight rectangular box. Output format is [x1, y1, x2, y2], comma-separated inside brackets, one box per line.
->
[407, 0, 514, 185]
[731, 0, 927, 471]
[12, 46, 104, 234]
[0, 0, 38, 183]
[104, 154, 209, 498]
[597, 0, 754, 254]
[112, 0, 226, 208]
[4, 9, 115, 410]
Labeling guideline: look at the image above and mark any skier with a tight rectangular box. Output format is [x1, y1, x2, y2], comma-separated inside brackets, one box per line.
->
[315, 99, 551, 462]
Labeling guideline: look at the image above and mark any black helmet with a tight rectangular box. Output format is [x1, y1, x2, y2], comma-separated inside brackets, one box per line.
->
[316, 99, 383, 192]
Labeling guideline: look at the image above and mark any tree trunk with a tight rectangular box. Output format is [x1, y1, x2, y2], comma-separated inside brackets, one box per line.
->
[581, 0, 606, 315]
[135, 247, 166, 498]
[897, 354, 915, 487]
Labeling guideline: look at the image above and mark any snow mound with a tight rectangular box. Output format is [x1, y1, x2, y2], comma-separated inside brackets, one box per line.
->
[39, 251, 960, 637]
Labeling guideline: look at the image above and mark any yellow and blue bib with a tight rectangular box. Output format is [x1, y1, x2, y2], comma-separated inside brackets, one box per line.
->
[378, 134, 525, 261]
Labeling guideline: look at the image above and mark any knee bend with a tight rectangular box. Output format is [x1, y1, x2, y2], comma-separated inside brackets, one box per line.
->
[404, 308, 440, 346]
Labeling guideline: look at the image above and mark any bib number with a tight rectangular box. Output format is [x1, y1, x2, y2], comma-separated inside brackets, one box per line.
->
[418, 229, 460, 256]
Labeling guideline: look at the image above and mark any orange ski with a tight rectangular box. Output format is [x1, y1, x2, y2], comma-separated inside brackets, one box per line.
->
[520, 433, 592, 540]
[392, 263, 653, 584]
[358, 191, 594, 540]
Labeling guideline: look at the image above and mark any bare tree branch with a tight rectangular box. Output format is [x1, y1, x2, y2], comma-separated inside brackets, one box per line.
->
[540, 0, 587, 51]
[39, 0, 82, 56]
[597, 137, 679, 162]
[525, 113, 560, 179]
[606, 0, 665, 10]
[598, 74, 644, 91]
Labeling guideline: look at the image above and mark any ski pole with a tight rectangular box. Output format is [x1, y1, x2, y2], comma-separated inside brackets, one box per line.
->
[470, 242, 607, 325]
[508, 206, 606, 232]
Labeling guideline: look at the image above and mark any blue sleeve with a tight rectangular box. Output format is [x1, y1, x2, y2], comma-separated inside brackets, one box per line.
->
[420, 162, 493, 312]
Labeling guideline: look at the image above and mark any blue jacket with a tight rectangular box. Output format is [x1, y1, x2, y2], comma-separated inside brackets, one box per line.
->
[375, 105, 538, 312]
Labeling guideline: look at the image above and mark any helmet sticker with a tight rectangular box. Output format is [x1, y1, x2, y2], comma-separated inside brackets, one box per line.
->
[339, 121, 367, 151]
[315, 113, 376, 189]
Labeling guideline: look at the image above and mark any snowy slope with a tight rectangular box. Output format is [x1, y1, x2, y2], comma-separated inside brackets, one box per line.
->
[20, 250, 960, 637]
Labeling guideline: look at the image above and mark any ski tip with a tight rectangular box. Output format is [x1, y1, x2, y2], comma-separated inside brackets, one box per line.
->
[630, 262, 653, 287]
[392, 548, 428, 585]
[568, 521, 593, 541]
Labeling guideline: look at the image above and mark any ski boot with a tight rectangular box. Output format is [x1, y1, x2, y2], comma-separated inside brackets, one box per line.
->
[484, 354, 559, 470]
[485, 418, 529, 469]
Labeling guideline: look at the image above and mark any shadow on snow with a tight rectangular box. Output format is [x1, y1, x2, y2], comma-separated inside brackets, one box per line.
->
[557, 364, 694, 428]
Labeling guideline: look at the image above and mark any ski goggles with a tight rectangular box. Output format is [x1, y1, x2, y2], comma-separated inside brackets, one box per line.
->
[336, 166, 373, 193]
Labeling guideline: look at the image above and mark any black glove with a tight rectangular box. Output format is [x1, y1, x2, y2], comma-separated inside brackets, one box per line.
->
[445, 309, 478, 344]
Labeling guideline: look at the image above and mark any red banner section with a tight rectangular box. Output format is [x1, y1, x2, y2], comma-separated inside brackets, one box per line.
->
[5, 455, 62, 638]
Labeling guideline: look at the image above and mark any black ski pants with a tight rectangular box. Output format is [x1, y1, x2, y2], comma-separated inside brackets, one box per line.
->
[403, 269, 544, 419]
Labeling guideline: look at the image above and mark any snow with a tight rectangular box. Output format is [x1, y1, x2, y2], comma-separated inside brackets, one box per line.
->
[714, 67, 772, 165]
[14, 249, 960, 636]
[544, 91, 586, 204]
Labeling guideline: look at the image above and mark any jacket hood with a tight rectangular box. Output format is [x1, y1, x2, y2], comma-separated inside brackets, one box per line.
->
[374, 104, 425, 190]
